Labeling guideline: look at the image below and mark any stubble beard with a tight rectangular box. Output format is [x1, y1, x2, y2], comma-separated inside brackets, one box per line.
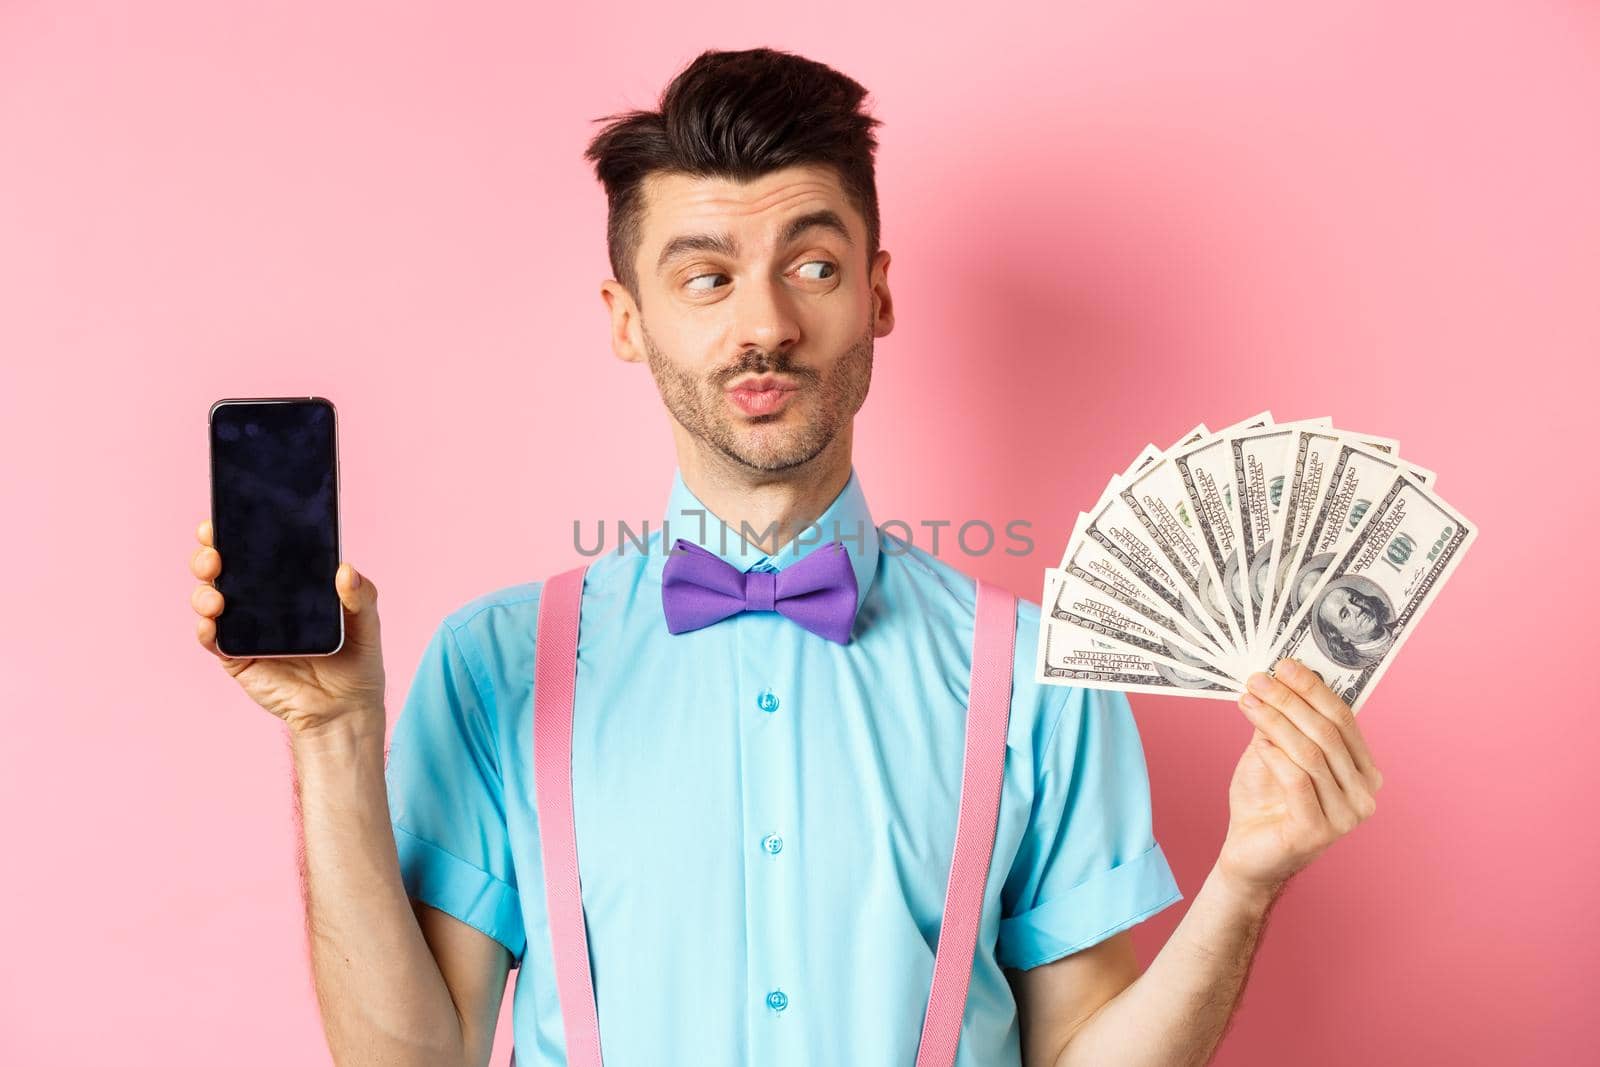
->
[641, 321, 874, 473]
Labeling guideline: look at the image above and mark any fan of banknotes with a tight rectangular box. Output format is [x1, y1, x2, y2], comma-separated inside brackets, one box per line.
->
[1034, 412, 1476, 713]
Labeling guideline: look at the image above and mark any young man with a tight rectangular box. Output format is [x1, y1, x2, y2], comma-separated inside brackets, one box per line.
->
[189, 46, 1383, 1067]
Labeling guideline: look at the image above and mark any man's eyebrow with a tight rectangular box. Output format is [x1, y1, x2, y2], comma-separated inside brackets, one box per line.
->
[655, 231, 739, 273]
[780, 209, 853, 250]
[655, 209, 854, 273]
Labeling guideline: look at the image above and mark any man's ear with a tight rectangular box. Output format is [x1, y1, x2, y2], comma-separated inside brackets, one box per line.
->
[599, 279, 645, 364]
[870, 249, 895, 337]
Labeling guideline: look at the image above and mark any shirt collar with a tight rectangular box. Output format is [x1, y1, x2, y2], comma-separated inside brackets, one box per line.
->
[647, 466, 880, 616]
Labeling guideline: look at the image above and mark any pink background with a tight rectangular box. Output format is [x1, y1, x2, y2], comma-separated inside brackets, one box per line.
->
[3, 2, 1595, 1063]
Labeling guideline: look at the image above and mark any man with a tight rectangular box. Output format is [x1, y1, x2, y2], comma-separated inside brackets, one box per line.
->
[189, 46, 1384, 1066]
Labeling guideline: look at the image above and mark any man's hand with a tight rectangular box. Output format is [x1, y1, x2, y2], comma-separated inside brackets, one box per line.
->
[190, 517, 388, 738]
[1037, 658, 1385, 1066]
[1217, 657, 1384, 901]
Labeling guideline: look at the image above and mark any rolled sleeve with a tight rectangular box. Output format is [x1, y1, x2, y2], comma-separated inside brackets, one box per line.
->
[386, 617, 526, 963]
[999, 685, 1182, 971]
[392, 824, 526, 960]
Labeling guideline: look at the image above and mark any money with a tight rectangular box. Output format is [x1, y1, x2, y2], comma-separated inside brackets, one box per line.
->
[1255, 428, 1424, 652]
[1035, 615, 1244, 701]
[1267, 471, 1476, 713]
[1259, 439, 1436, 653]
[1177, 417, 1329, 659]
[1037, 414, 1475, 713]
[1043, 566, 1233, 680]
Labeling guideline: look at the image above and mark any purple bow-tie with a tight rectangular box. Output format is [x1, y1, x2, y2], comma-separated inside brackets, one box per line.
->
[661, 538, 859, 644]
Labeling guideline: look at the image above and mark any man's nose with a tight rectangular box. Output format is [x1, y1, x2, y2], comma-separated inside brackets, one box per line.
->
[733, 273, 801, 355]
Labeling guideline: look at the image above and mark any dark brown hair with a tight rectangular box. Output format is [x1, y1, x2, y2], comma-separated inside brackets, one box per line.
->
[583, 47, 884, 302]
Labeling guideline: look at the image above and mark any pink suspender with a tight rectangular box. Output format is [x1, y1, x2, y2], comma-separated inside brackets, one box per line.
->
[912, 576, 1017, 1066]
[532, 563, 603, 1066]
[532, 564, 1016, 1067]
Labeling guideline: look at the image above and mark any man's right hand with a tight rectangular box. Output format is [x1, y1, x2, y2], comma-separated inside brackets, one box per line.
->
[189, 518, 388, 737]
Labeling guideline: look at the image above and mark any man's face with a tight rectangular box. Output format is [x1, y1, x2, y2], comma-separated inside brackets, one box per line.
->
[1318, 586, 1383, 642]
[601, 164, 893, 473]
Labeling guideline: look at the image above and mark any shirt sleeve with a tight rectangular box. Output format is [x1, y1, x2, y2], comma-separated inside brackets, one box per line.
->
[385, 617, 526, 964]
[997, 684, 1183, 971]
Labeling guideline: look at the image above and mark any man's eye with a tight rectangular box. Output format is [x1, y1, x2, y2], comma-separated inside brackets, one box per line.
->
[686, 273, 728, 292]
[686, 262, 834, 291]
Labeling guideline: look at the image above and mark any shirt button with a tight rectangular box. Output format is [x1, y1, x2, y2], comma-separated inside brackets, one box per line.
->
[766, 989, 789, 1012]
[756, 690, 780, 713]
[761, 833, 784, 855]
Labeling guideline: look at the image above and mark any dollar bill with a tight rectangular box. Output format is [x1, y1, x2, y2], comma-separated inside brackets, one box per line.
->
[1053, 514, 1229, 659]
[1171, 432, 1253, 656]
[1258, 431, 1429, 652]
[1061, 420, 1269, 669]
[1223, 418, 1336, 654]
[1255, 429, 1395, 647]
[1044, 566, 1232, 679]
[1109, 448, 1256, 658]
[1035, 611, 1244, 700]
[1075, 476, 1237, 657]
[1266, 471, 1476, 712]
[1038, 415, 1472, 713]
[1175, 418, 1331, 661]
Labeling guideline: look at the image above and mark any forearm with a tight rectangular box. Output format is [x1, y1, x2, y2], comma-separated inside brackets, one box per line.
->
[1055, 864, 1281, 1067]
[291, 714, 464, 1066]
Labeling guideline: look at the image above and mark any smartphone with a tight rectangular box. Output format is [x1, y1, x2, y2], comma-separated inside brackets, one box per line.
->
[208, 397, 344, 657]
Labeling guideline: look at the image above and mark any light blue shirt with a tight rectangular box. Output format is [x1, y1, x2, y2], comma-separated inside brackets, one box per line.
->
[385, 466, 1182, 1065]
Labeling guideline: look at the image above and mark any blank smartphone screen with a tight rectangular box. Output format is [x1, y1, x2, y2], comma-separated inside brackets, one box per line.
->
[209, 398, 343, 657]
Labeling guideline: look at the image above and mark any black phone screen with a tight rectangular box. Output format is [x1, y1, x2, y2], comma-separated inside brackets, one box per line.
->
[208, 397, 343, 657]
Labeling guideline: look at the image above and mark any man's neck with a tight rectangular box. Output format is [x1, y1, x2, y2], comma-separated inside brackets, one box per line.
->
[675, 438, 853, 559]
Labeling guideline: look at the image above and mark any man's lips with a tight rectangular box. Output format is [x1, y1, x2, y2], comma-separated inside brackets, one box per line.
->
[727, 374, 800, 393]
[726, 375, 800, 417]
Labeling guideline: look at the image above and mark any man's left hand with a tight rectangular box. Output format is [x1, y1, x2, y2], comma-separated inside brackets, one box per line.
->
[1216, 657, 1384, 901]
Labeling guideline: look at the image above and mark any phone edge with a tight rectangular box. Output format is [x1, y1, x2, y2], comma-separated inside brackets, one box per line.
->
[207, 396, 346, 659]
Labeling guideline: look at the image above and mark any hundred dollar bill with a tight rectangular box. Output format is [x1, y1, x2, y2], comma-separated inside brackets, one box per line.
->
[1113, 425, 1203, 486]
[1044, 607, 1244, 694]
[1058, 471, 1133, 573]
[1255, 428, 1408, 648]
[1075, 467, 1235, 652]
[1259, 430, 1427, 652]
[1170, 434, 1251, 655]
[1035, 610, 1244, 700]
[1113, 413, 1270, 637]
[1060, 426, 1217, 580]
[1221, 418, 1334, 654]
[1053, 515, 1229, 659]
[1089, 425, 1213, 526]
[1084, 462, 1242, 661]
[1174, 418, 1329, 661]
[1053, 417, 1308, 662]
[1044, 566, 1232, 679]
[1267, 472, 1476, 713]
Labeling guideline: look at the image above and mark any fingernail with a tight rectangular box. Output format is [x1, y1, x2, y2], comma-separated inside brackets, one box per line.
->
[1240, 692, 1263, 710]
[349, 565, 360, 588]
[1247, 673, 1272, 695]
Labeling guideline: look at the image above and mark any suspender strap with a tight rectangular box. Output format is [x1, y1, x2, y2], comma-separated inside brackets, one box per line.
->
[531, 569, 1017, 1067]
[913, 578, 1017, 1067]
[533, 563, 604, 1067]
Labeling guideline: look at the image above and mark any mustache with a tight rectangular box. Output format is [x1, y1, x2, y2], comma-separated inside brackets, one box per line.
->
[713, 351, 820, 388]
